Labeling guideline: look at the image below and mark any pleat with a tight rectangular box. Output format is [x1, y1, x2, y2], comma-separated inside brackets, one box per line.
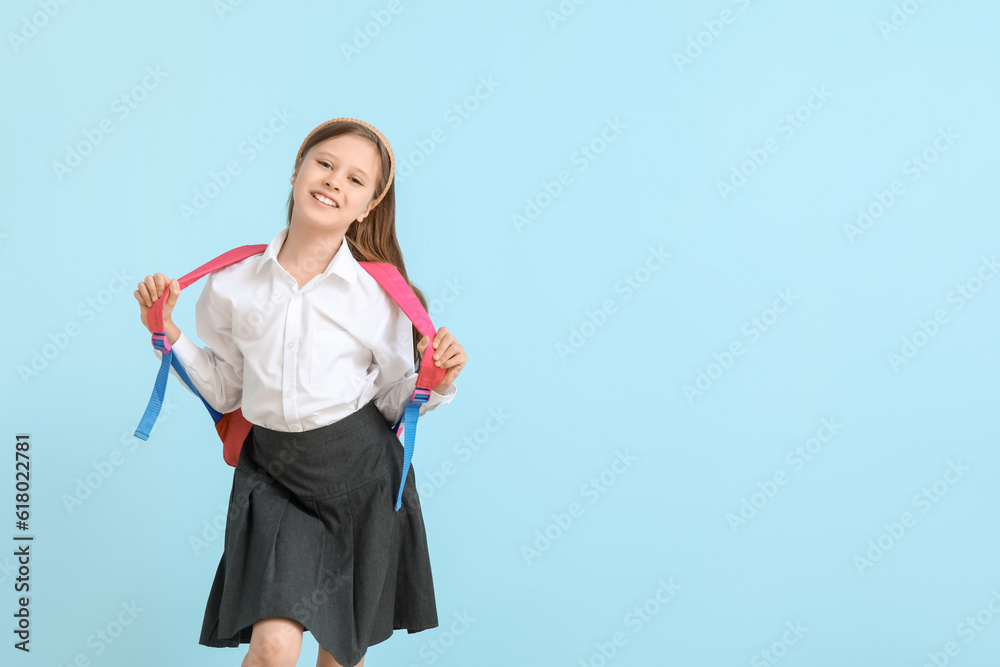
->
[198, 398, 439, 667]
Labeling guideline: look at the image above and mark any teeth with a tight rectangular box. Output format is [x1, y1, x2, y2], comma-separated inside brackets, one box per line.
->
[313, 192, 337, 207]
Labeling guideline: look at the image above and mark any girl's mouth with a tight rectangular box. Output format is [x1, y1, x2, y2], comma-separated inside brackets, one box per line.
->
[312, 192, 339, 208]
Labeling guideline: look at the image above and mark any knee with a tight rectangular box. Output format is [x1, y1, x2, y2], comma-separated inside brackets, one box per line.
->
[243, 617, 304, 667]
[244, 636, 299, 667]
[317, 646, 365, 667]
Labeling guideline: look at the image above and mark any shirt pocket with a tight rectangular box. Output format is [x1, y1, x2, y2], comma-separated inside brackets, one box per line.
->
[309, 327, 365, 399]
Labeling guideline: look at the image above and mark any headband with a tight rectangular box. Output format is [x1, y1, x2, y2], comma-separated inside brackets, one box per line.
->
[295, 117, 396, 211]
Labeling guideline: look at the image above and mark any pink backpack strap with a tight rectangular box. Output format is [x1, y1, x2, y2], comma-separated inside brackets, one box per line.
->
[358, 261, 447, 391]
[146, 245, 268, 346]
[135, 245, 267, 441]
[359, 261, 448, 511]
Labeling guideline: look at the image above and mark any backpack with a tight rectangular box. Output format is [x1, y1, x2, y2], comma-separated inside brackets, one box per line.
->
[133, 244, 447, 512]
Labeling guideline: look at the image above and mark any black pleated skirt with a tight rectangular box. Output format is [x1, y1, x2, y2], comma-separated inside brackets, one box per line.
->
[198, 397, 439, 666]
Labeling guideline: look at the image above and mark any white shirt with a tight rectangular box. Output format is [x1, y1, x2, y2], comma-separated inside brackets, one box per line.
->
[153, 227, 457, 432]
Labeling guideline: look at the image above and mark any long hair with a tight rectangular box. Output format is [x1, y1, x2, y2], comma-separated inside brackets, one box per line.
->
[286, 120, 430, 368]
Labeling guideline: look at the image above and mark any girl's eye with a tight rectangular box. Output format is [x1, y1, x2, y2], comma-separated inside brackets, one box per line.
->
[318, 160, 363, 185]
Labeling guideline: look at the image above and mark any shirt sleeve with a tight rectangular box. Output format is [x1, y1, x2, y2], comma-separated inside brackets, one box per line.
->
[371, 299, 457, 426]
[151, 271, 243, 414]
[150, 338, 200, 398]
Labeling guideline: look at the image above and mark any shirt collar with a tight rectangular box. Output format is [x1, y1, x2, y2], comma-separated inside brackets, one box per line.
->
[255, 226, 358, 284]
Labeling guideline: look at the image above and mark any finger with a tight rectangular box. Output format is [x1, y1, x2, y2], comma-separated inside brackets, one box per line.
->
[144, 275, 158, 300]
[439, 346, 465, 368]
[432, 341, 450, 361]
[137, 282, 151, 307]
[435, 345, 460, 367]
[434, 327, 449, 348]
[164, 280, 174, 304]
[432, 334, 454, 359]
[449, 363, 465, 377]
[443, 363, 463, 379]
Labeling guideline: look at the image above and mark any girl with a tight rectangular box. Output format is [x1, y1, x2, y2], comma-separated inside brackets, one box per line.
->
[134, 118, 466, 667]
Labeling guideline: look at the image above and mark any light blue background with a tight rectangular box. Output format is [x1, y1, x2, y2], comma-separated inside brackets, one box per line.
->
[2, 0, 998, 665]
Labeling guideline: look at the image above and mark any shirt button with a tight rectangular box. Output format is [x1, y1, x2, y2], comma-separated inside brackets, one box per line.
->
[285, 390, 294, 398]
[291, 424, 301, 432]
[286, 341, 294, 349]
[293, 293, 301, 301]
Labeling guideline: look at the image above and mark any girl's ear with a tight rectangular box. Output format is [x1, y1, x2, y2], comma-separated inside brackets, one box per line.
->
[357, 200, 376, 222]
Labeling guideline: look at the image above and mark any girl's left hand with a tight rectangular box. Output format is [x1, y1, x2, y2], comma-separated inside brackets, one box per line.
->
[418, 326, 465, 393]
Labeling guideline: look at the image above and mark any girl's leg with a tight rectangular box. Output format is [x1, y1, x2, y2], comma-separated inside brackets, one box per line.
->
[316, 645, 365, 667]
[241, 617, 305, 667]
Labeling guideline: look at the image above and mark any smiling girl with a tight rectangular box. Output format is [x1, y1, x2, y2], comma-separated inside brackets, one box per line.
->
[135, 118, 466, 667]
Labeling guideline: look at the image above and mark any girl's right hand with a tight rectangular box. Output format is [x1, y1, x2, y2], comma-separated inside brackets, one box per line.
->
[135, 273, 180, 333]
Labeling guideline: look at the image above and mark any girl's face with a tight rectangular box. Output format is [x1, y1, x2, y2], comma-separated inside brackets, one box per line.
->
[290, 133, 382, 231]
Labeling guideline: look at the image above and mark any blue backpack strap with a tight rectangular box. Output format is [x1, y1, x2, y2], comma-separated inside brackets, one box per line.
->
[390, 387, 432, 510]
[134, 336, 221, 440]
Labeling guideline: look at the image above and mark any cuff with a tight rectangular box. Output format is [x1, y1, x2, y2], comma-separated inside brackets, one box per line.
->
[166, 331, 200, 367]
[431, 383, 457, 399]
[427, 382, 457, 407]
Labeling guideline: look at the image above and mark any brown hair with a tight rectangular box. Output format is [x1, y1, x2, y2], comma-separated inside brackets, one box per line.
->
[286, 119, 430, 367]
